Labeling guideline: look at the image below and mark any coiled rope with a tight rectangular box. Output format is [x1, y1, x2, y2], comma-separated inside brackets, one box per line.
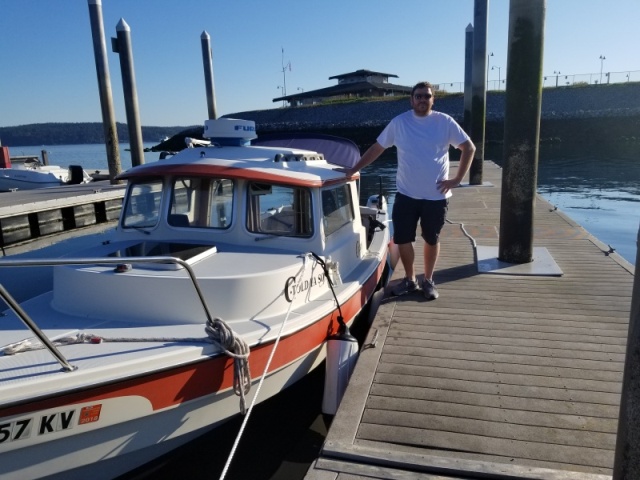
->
[205, 317, 251, 413]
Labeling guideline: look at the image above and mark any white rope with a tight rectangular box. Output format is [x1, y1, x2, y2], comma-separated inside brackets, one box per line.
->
[218, 252, 313, 480]
[205, 317, 251, 413]
[1, 325, 252, 408]
[1, 332, 213, 355]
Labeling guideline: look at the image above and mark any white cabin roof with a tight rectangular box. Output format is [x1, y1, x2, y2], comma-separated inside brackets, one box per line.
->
[119, 144, 355, 187]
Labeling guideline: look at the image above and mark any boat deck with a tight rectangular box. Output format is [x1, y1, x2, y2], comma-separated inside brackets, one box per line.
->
[306, 161, 635, 480]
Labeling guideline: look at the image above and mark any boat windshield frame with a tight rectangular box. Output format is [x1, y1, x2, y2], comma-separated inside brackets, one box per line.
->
[246, 181, 314, 238]
[121, 178, 164, 229]
[167, 176, 235, 229]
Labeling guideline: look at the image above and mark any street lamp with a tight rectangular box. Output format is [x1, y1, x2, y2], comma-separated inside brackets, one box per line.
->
[487, 52, 494, 87]
[599, 55, 606, 84]
[553, 70, 561, 87]
[491, 65, 502, 90]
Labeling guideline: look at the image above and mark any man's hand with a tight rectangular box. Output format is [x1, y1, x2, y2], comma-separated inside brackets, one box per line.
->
[333, 167, 356, 176]
[437, 178, 461, 194]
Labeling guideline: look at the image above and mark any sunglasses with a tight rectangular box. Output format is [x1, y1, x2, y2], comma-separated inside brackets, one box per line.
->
[414, 93, 433, 100]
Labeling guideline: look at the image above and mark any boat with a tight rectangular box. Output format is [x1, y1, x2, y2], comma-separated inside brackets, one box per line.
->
[0, 150, 92, 192]
[0, 118, 390, 479]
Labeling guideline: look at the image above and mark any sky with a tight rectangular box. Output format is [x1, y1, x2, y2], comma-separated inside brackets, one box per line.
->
[1, 0, 639, 128]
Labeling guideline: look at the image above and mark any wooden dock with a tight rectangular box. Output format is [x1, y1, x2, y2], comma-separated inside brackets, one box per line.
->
[0, 181, 124, 249]
[307, 161, 635, 480]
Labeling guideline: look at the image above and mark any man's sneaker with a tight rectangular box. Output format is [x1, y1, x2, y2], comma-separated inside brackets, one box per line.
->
[422, 279, 439, 300]
[392, 277, 419, 296]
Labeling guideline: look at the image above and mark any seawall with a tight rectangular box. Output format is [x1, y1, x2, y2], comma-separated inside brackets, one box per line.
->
[227, 83, 640, 148]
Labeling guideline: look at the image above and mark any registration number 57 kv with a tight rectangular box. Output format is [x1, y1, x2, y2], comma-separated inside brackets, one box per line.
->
[0, 405, 102, 445]
[0, 418, 34, 443]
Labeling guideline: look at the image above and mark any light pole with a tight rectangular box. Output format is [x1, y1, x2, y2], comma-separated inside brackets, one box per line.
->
[553, 70, 561, 87]
[487, 52, 494, 88]
[281, 48, 291, 97]
[492, 65, 502, 90]
[599, 55, 606, 84]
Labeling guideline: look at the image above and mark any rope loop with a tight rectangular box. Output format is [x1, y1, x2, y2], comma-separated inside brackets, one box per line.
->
[205, 317, 251, 413]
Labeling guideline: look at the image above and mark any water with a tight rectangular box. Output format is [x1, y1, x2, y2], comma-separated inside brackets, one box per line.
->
[7, 142, 638, 265]
[359, 143, 640, 265]
[5, 142, 161, 173]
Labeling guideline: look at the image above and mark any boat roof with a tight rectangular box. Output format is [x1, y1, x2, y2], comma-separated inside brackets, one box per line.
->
[121, 119, 361, 187]
[119, 143, 356, 187]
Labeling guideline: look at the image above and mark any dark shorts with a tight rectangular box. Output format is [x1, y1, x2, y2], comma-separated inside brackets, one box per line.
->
[392, 193, 448, 246]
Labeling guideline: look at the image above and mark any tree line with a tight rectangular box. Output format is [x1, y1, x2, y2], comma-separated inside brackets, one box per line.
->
[0, 122, 193, 147]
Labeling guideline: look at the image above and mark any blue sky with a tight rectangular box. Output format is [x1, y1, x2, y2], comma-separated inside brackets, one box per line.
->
[1, 0, 638, 128]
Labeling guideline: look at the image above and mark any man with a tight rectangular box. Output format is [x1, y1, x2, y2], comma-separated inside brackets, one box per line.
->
[344, 81, 475, 300]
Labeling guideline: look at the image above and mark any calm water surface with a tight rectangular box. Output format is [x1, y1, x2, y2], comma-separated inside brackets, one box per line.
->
[9, 141, 638, 265]
[359, 142, 640, 265]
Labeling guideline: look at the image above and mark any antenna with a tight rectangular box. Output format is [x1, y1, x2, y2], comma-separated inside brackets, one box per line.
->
[281, 47, 291, 98]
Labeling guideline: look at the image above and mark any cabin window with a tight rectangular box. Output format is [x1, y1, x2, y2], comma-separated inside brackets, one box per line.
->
[168, 176, 234, 228]
[322, 184, 354, 237]
[247, 183, 313, 237]
[122, 179, 163, 229]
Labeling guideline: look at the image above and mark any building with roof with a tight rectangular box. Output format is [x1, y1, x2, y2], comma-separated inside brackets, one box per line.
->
[273, 69, 412, 107]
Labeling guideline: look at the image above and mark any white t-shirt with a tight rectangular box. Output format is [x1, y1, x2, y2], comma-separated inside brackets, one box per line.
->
[377, 110, 470, 200]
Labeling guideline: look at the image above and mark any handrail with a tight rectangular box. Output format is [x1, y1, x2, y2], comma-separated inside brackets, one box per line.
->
[0, 256, 215, 372]
[0, 283, 77, 372]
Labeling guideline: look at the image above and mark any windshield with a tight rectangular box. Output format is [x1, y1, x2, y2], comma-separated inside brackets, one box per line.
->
[168, 176, 234, 229]
[122, 179, 163, 229]
[246, 182, 313, 237]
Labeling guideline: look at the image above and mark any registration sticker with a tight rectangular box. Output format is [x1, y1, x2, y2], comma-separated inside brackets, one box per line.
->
[78, 404, 102, 425]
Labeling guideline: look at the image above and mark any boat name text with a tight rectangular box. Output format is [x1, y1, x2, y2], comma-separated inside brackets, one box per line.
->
[285, 273, 325, 302]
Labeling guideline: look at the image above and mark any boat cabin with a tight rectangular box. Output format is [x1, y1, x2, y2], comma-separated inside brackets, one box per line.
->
[115, 119, 376, 284]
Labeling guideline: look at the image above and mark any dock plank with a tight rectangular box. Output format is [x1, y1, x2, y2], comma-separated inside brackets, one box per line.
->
[307, 160, 635, 479]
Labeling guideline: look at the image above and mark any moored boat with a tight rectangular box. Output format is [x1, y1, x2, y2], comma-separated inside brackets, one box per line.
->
[0, 118, 390, 479]
[0, 148, 92, 192]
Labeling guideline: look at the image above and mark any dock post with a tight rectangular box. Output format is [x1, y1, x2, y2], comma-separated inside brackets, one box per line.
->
[469, 0, 488, 185]
[87, 0, 122, 183]
[463, 23, 473, 135]
[113, 18, 145, 167]
[201, 31, 218, 120]
[613, 223, 640, 479]
[498, 0, 545, 264]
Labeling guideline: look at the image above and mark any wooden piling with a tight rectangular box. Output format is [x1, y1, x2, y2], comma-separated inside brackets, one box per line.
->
[114, 18, 145, 167]
[469, 0, 489, 185]
[498, 0, 546, 264]
[201, 31, 218, 120]
[87, 0, 122, 183]
[463, 23, 473, 135]
[613, 224, 640, 479]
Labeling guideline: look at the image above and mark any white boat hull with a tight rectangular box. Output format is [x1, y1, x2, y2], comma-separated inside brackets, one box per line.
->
[0, 120, 390, 478]
[2, 344, 327, 480]
[0, 165, 91, 192]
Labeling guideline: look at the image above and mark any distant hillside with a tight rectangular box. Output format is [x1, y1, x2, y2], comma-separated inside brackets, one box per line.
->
[0, 122, 195, 147]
